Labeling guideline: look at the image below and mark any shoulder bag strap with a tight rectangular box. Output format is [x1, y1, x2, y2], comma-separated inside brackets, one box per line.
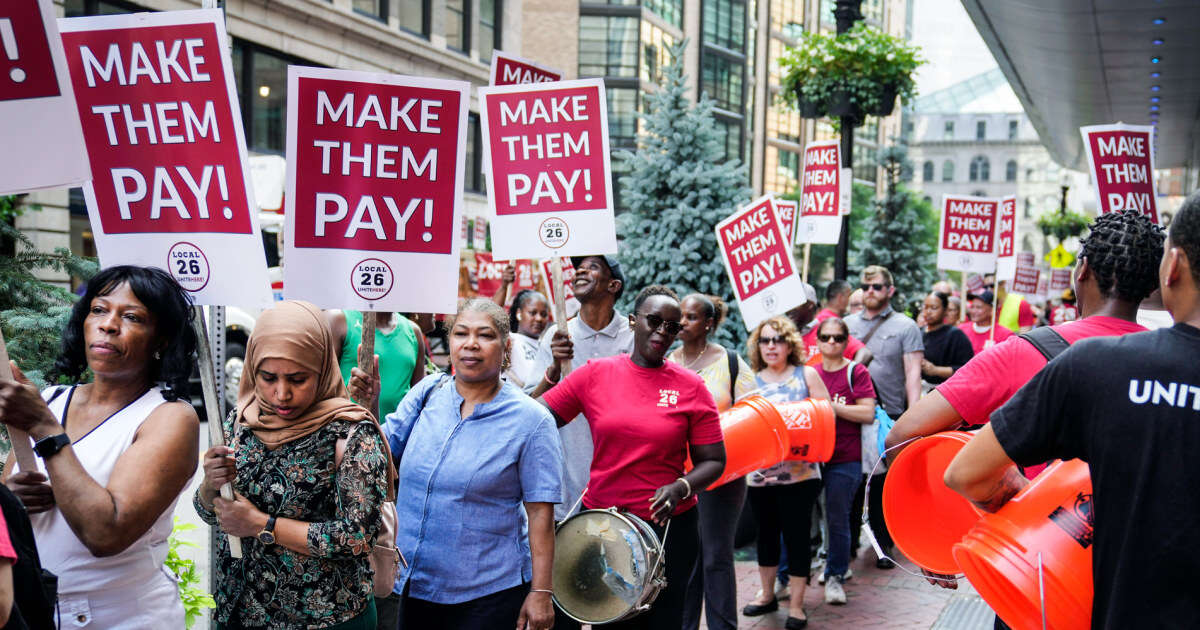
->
[1018, 326, 1071, 361]
[859, 311, 893, 346]
[336, 372, 450, 469]
[725, 347, 738, 401]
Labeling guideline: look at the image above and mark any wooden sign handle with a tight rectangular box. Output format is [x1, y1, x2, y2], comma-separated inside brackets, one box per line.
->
[192, 306, 243, 558]
[356, 311, 380, 422]
[0, 331, 36, 473]
[550, 258, 572, 377]
[801, 243, 812, 284]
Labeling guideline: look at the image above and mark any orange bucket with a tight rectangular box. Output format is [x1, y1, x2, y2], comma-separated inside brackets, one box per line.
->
[703, 395, 791, 489]
[882, 431, 984, 574]
[778, 398, 835, 463]
[953, 459, 1093, 630]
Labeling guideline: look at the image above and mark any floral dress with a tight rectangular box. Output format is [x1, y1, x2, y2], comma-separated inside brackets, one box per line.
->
[194, 412, 388, 629]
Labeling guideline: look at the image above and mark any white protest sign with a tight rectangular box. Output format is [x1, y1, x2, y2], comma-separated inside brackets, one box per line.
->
[59, 10, 270, 307]
[716, 195, 805, 330]
[283, 66, 469, 313]
[1010, 263, 1040, 296]
[480, 79, 616, 260]
[0, 0, 89, 194]
[937, 195, 1000, 273]
[796, 140, 847, 244]
[995, 195, 1017, 280]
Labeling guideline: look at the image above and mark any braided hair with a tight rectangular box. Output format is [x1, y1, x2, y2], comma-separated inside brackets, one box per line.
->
[1169, 192, 1200, 286]
[1078, 209, 1164, 303]
[632, 285, 680, 313]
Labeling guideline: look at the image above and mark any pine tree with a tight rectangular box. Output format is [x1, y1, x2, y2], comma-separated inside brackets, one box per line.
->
[0, 197, 97, 386]
[615, 41, 753, 347]
[850, 145, 938, 314]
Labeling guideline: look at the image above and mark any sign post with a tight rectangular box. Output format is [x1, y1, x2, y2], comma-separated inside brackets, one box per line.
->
[716, 196, 805, 330]
[1081, 123, 1159, 223]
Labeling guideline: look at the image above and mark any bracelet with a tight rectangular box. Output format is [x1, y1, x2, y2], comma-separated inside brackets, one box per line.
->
[544, 368, 559, 385]
[530, 588, 553, 595]
[676, 476, 692, 499]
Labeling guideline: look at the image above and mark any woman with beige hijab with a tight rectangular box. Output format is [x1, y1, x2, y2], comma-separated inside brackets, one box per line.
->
[195, 300, 392, 629]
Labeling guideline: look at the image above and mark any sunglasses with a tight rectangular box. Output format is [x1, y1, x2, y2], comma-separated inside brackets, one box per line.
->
[640, 313, 684, 336]
[860, 282, 890, 292]
[818, 334, 848, 343]
[758, 335, 786, 346]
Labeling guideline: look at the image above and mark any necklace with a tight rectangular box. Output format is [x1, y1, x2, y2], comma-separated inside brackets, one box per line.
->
[678, 344, 710, 371]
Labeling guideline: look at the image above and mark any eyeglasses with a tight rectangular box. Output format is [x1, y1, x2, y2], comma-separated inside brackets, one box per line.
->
[860, 283, 890, 292]
[818, 334, 848, 343]
[983, 283, 995, 290]
[640, 313, 684, 336]
[758, 335, 786, 346]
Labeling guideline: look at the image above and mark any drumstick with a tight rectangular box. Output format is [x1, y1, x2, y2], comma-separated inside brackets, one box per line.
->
[0, 330, 37, 472]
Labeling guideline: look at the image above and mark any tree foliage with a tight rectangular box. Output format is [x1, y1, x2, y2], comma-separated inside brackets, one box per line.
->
[0, 196, 97, 386]
[615, 41, 753, 346]
[849, 145, 938, 314]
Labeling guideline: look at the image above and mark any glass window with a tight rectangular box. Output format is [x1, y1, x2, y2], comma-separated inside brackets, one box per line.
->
[704, 0, 746, 52]
[976, 120, 986, 140]
[399, 0, 429, 36]
[767, 104, 802, 145]
[969, 155, 990, 182]
[249, 49, 287, 154]
[641, 21, 676, 83]
[770, 0, 804, 38]
[944, 121, 954, 139]
[478, 0, 499, 63]
[1006, 159, 1018, 182]
[1024, 198, 1033, 219]
[607, 88, 639, 149]
[465, 114, 483, 193]
[645, 0, 684, 28]
[922, 161, 934, 182]
[446, 0, 469, 53]
[942, 160, 954, 182]
[701, 52, 744, 112]
[766, 145, 801, 194]
[714, 117, 743, 162]
[579, 15, 639, 78]
[353, 0, 386, 22]
[1008, 119, 1019, 140]
[853, 143, 878, 182]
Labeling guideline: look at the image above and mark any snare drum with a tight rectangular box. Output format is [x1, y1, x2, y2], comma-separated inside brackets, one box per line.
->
[552, 508, 667, 624]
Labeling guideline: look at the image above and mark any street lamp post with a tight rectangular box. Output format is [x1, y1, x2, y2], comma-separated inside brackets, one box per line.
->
[833, 0, 864, 281]
[1059, 171, 1071, 215]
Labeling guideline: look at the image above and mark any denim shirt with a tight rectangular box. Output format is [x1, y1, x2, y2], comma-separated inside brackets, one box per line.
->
[383, 374, 563, 604]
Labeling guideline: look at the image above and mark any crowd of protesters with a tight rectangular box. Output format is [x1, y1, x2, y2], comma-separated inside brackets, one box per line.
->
[0, 197, 1197, 630]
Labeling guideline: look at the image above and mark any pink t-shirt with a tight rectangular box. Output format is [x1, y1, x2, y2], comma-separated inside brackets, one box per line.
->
[0, 510, 14, 563]
[816, 362, 876, 464]
[958, 321, 1015, 354]
[543, 354, 723, 520]
[938, 316, 1147, 476]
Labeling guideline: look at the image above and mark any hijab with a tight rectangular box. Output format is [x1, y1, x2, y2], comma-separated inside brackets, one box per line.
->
[237, 301, 395, 491]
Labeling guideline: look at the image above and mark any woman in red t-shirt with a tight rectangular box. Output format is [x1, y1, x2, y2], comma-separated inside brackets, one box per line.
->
[540, 285, 726, 630]
[813, 317, 877, 606]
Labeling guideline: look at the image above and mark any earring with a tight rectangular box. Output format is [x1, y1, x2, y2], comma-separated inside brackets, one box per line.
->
[154, 351, 162, 360]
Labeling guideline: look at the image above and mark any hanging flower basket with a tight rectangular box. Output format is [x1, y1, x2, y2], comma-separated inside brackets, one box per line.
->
[827, 87, 858, 118]
[872, 83, 899, 116]
[796, 91, 824, 118]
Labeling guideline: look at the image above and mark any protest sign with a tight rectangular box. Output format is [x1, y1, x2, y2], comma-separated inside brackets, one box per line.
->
[716, 196, 804, 330]
[995, 195, 1017, 280]
[1037, 269, 1050, 302]
[796, 140, 848, 244]
[1016, 252, 1035, 267]
[966, 273, 985, 294]
[474, 215, 488, 248]
[1081, 123, 1159, 223]
[59, 9, 270, 307]
[540, 257, 580, 320]
[1048, 267, 1072, 295]
[490, 50, 562, 86]
[0, 0, 89, 194]
[475, 252, 535, 303]
[937, 195, 999, 273]
[775, 198, 798, 245]
[1010, 263, 1040, 296]
[283, 66, 469, 313]
[480, 79, 616, 260]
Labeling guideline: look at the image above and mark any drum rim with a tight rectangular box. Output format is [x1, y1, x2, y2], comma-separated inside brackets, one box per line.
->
[552, 507, 667, 624]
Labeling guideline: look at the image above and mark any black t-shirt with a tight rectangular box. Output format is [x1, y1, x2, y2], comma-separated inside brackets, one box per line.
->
[991, 323, 1200, 629]
[921, 324, 974, 384]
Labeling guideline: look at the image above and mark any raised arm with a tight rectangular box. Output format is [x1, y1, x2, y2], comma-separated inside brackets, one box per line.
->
[943, 424, 1028, 513]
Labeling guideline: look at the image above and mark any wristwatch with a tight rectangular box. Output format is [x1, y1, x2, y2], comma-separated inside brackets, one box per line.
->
[33, 434, 70, 459]
[257, 515, 278, 545]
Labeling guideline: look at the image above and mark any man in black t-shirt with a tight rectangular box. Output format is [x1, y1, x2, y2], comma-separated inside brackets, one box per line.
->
[944, 195, 1200, 629]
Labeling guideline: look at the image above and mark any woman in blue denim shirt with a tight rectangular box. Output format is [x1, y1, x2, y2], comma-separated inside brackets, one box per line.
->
[351, 299, 562, 630]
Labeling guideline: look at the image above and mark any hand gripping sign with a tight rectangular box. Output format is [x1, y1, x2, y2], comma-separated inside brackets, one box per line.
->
[796, 140, 849, 244]
[58, 9, 270, 308]
[995, 195, 1017, 281]
[937, 195, 1000, 274]
[479, 79, 617, 260]
[716, 196, 806, 330]
[283, 66, 469, 314]
[490, 50, 562, 86]
[1081, 123, 1159, 224]
[0, 0, 89, 194]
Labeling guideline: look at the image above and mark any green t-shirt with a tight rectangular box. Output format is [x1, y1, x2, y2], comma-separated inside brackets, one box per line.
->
[338, 311, 419, 420]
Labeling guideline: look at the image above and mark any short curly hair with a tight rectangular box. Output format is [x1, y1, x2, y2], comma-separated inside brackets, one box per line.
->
[1078, 209, 1164, 303]
[747, 315, 806, 371]
[1169, 192, 1200, 286]
[632, 284, 680, 313]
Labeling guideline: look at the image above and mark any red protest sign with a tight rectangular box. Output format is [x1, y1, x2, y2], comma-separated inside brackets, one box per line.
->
[996, 195, 1017, 279]
[480, 79, 616, 260]
[1081, 123, 1159, 223]
[539, 257, 579, 319]
[775, 199, 798, 245]
[474, 215, 488, 248]
[796, 140, 845, 244]
[716, 196, 805, 329]
[1017, 252, 1035, 267]
[475, 252, 535, 304]
[490, 50, 562, 86]
[937, 195, 999, 273]
[967, 273, 985, 293]
[0, 0, 60, 100]
[61, 18, 253, 236]
[289, 75, 463, 254]
[1011, 264, 1040, 295]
